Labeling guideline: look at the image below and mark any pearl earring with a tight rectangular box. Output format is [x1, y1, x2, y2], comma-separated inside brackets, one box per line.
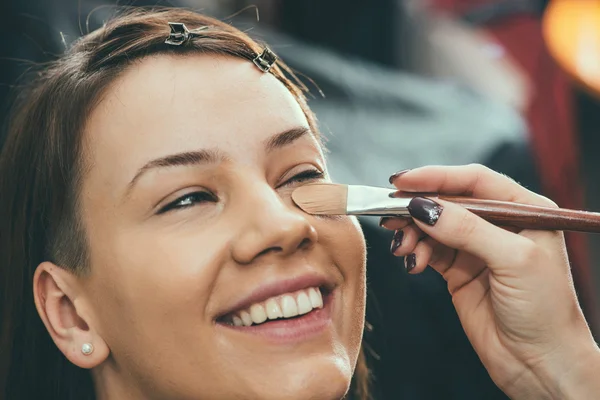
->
[81, 343, 94, 355]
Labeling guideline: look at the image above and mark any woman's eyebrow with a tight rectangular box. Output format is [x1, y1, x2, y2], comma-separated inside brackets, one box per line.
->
[123, 126, 312, 198]
[125, 149, 226, 197]
[263, 126, 311, 152]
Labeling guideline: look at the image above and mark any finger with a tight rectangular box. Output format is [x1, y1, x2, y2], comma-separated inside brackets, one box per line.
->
[451, 268, 492, 322]
[442, 252, 487, 295]
[407, 197, 536, 274]
[409, 240, 488, 298]
[405, 236, 437, 274]
[390, 224, 425, 257]
[423, 243, 492, 319]
[379, 216, 412, 231]
[426, 242, 457, 276]
[405, 236, 460, 275]
[389, 164, 557, 207]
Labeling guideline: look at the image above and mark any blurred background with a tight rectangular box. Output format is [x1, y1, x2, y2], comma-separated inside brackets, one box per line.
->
[1, 0, 600, 399]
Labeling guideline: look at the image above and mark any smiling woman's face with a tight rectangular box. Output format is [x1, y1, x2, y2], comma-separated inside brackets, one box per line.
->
[77, 54, 367, 399]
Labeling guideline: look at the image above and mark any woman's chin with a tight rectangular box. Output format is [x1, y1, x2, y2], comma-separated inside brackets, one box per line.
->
[240, 355, 353, 400]
[259, 374, 350, 400]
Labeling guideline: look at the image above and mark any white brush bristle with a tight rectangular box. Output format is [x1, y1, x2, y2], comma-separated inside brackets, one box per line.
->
[291, 183, 348, 215]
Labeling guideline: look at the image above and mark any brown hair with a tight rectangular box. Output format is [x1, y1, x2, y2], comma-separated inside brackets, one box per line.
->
[0, 7, 369, 399]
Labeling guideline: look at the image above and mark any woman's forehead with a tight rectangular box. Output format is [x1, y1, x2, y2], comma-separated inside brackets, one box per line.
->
[82, 54, 313, 191]
[89, 53, 308, 147]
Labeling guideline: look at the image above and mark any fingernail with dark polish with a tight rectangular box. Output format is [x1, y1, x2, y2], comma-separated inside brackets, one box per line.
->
[390, 230, 404, 254]
[408, 197, 444, 226]
[388, 169, 410, 184]
[405, 253, 416, 273]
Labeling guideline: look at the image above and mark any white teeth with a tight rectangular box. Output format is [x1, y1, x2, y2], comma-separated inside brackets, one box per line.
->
[308, 287, 323, 309]
[229, 286, 325, 326]
[240, 310, 253, 327]
[281, 295, 299, 318]
[250, 304, 267, 324]
[296, 292, 312, 315]
[265, 298, 283, 320]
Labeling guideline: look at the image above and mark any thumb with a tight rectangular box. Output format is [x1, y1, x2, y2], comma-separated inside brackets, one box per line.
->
[408, 197, 537, 272]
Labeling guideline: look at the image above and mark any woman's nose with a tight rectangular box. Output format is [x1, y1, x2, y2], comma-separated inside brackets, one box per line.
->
[230, 185, 318, 265]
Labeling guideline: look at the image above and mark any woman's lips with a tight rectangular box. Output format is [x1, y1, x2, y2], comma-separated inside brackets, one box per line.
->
[217, 291, 335, 344]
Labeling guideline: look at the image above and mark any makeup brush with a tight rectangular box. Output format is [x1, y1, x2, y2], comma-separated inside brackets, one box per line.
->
[291, 183, 600, 233]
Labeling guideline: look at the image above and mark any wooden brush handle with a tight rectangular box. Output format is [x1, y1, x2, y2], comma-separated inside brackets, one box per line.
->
[438, 196, 600, 233]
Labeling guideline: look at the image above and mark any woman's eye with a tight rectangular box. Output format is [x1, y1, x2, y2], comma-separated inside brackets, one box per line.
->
[158, 191, 217, 214]
[282, 169, 325, 186]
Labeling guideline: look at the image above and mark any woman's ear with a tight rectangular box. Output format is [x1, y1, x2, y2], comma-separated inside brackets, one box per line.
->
[33, 261, 109, 369]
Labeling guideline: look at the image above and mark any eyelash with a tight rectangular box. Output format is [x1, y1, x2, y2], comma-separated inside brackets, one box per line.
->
[158, 191, 217, 214]
[283, 168, 325, 185]
[158, 169, 324, 214]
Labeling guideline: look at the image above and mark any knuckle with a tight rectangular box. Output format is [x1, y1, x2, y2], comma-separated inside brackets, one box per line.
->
[426, 240, 443, 265]
[465, 164, 489, 193]
[467, 163, 492, 177]
[467, 163, 488, 171]
[415, 244, 434, 270]
[469, 164, 518, 186]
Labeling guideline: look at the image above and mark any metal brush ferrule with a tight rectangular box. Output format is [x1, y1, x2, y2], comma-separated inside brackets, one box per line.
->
[346, 185, 412, 216]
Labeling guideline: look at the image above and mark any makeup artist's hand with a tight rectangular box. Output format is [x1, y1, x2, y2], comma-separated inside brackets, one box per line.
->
[383, 164, 600, 400]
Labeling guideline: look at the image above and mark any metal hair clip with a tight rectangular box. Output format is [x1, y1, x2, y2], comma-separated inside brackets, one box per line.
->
[165, 22, 208, 46]
[253, 48, 278, 73]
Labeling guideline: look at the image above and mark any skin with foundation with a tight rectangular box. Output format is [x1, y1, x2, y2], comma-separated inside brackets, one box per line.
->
[33, 54, 366, 400]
